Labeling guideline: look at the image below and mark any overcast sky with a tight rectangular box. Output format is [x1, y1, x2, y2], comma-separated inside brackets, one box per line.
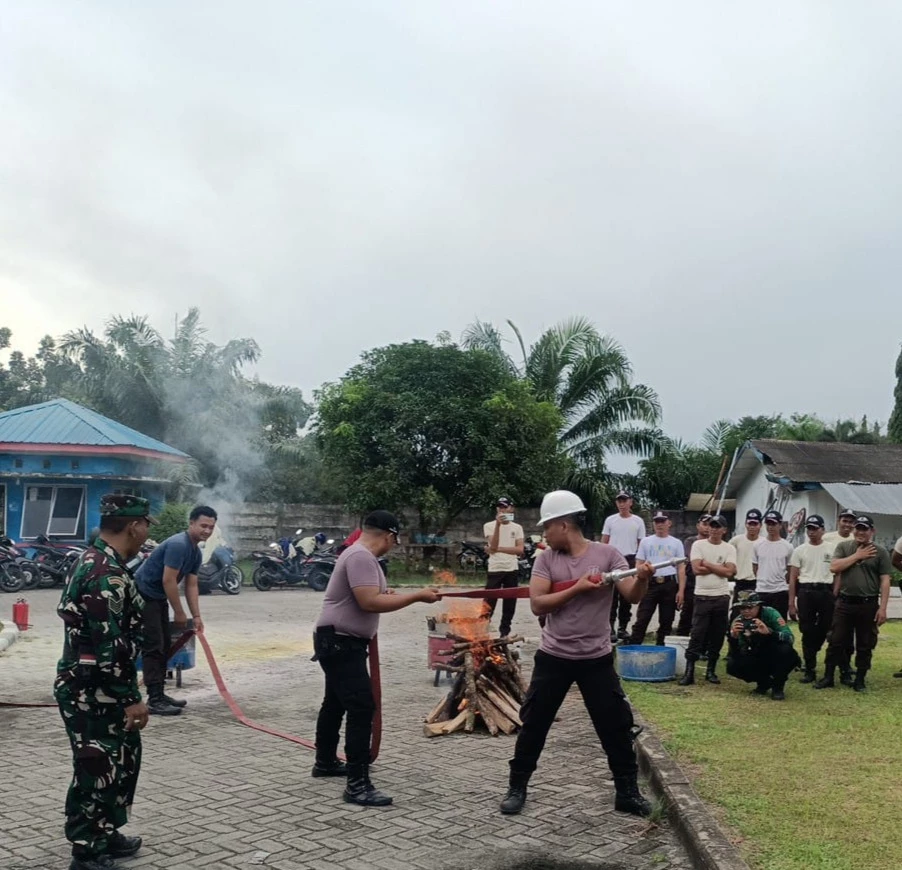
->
[3, 1, 902, 459]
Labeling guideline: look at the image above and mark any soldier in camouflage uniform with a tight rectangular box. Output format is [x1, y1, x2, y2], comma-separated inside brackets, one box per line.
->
[54, 494, 156, 870]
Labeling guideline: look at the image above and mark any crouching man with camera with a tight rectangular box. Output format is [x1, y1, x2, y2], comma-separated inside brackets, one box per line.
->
[726, 591, 801, 701]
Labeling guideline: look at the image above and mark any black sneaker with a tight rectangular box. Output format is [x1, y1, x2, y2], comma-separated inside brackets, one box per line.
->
[147, 697, 182, 716]
[70, 854, 118, 870]
[108, 832, 142, 858]
[312, 759, 348, 778]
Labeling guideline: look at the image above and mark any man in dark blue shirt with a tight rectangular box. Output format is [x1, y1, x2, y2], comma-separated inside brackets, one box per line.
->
[136, 505, 217, 715]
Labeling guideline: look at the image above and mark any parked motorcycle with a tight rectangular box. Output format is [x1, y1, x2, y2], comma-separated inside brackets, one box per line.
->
[0, 547, 27, 593]
[197, 544, 242, 595]
[0, 536, 42, 590]
[250, 542, 336, 592]
[24, 535, 84, 587]
[517, 536, 545, 584]
[457, 540, 489, 572]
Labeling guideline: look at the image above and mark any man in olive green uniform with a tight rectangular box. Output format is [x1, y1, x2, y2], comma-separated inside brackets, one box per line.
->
[55, 495, 156, 870]
[726, 591, 800, 700]
[816, 515, 891, 693]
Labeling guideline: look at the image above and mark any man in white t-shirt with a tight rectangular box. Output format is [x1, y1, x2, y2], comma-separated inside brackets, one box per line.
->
[602, 491, 647, 642]
[823, 508, 856, 548]
[729, 508, 762, 606]
[627, 512, 686, 646]
[483, 497, 525, 637]
[788, 514, 836, 683]
[678, 515, 736, 686]
[752, 510, 793, 619]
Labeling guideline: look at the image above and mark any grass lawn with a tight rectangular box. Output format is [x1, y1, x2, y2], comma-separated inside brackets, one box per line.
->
[626, 622, 902, 870]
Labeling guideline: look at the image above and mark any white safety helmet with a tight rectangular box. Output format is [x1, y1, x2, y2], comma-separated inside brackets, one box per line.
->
[537, 490, 587, 526]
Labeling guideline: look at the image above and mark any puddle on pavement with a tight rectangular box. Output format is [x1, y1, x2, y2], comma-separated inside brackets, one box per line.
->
[446, 853, 632, 870]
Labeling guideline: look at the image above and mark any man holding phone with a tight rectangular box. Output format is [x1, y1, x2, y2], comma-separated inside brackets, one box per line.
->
[136, 505, 217, 716]
[483, 497, 525, 638]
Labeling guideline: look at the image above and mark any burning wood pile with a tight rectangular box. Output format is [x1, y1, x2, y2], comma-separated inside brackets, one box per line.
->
[424, 602, 527, 737]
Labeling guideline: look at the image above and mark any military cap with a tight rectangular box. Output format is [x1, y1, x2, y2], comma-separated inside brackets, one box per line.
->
[99, 493, 158, 523]
[736, 591, 762, 608]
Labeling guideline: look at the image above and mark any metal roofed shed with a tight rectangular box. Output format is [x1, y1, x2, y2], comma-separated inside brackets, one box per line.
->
[0, 399, 191, 542]
[724, 438, 902, 549]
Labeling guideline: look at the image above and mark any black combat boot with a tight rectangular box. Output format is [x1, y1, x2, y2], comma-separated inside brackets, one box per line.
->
[312, 758, 348, 778]
[343, 764, 393, 806]
[146, 685, 182, 716]
[108, 832, 142, 858]
[814, 666, 835, 689]
[705, 657, 720, 684]
[853, 670, 868, 693]
[799, 668, 816, 684]
[161, 691, 187, 708]
[839, 667, 856, 687]
[499, 771, 531, 815]
[770, 682, 786, 701]
[677, 660, 696, 686]
[613, 775, 653, 817]
[70, 853, 118, 869]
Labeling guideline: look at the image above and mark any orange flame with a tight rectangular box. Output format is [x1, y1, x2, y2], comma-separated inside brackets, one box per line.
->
[433, 570, 458, 586]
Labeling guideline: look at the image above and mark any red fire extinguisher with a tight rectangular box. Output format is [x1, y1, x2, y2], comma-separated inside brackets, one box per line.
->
[12, 598, 29, 631]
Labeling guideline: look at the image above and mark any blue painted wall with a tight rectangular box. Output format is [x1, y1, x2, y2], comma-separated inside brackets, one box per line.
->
[0, 451, 168, 542]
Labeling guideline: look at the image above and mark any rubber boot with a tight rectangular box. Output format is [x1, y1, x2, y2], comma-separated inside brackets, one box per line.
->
[613, 775, 652, 817]
[705, 657, 721, 684]
[677, 660, 696, 686]
[312, 757, 348, 778]
[146, 685, 183, 716]
[853, 669, 868, 693]
[499, 771, 531, 815]
[108, 832, 142, 858]
[343, 764, 393, 806]
[814, 666, 835, 689]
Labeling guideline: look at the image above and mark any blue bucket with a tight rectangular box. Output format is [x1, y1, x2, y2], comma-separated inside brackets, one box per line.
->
[616, 645, 676, 682]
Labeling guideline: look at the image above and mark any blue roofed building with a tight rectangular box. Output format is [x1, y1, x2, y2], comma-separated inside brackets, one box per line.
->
[0, 398, 191, 542]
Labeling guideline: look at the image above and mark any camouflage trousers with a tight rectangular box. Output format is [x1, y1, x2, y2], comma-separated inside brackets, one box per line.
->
[55, 688, 142, 856]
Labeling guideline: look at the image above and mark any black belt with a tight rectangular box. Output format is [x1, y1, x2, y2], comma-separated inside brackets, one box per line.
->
[653, 575, 676, 584]
[799, 583, 833, 591]
[838, 594, 879, 603]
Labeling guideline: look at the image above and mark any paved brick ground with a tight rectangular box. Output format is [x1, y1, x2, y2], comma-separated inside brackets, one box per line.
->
[0, 587, 693, 870]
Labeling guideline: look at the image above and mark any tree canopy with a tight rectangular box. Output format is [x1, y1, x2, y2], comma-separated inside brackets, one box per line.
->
[315, 340, 568, 529]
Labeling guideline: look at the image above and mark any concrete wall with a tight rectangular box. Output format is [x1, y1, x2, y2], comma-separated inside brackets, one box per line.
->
[223, 503, 544, 556]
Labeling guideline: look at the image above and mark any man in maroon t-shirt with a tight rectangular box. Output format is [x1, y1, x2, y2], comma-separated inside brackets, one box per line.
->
[498, 490, 654, 818]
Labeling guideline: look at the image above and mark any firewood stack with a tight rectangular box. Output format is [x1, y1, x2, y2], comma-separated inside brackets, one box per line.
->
[423, 633, 527, 737]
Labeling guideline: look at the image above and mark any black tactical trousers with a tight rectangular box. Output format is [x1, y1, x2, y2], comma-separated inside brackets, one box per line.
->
[315, 638, 374, 767]
[140, 597, 171, 691]
[675, 575, 695, 635]
[485, 570, 519, 636]
[686, 595, 730, 663]
[510, 650, 638, 779]
[826, 597, 880, 673]
[609, 555, 635, 633]
[757, 590, 789, 620]
[628, 577, 677, 645]
[796, 585, 835, 670]
[726, 640, 801, 690]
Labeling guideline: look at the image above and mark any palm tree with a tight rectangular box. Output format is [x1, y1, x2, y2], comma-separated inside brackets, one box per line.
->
[461, 317, 664, 507]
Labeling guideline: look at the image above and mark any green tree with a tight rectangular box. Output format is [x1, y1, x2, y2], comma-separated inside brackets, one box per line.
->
[890, 344, 902, 443]
[461, 317, 664, 507]
[315, 340, 568, 530]
[638, 439, 724, 509]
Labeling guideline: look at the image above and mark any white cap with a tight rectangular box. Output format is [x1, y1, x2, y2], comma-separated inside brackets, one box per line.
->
[537, 490, 587, 526]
